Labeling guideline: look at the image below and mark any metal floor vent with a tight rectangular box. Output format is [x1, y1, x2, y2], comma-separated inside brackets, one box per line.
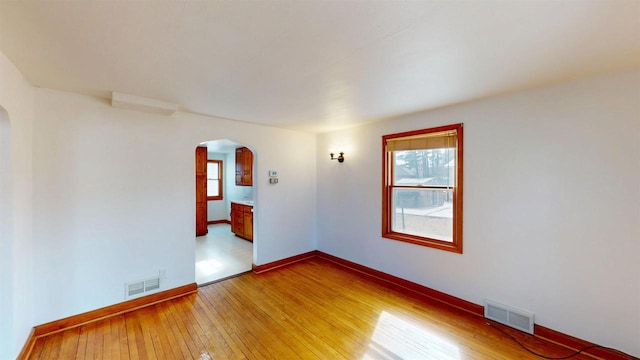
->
[484, 299, 534, 334]
[126, 277, 160, 299]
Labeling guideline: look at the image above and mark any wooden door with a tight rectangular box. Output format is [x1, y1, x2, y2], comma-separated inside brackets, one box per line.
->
[242, 148, 253, 186]
[235, 147, 243, 185]
[243, 208, 253, 242]
[230, 203, 244, 236]
[235, 147, 253, 186]
[195, 146, 208, 236]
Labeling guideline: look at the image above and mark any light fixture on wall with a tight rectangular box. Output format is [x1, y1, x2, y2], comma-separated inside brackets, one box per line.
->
[330, 152, 345, 163]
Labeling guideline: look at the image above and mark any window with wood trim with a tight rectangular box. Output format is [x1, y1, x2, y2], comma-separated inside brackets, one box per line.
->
[207, 160, 223, 201]
[382, 123, 463, 253]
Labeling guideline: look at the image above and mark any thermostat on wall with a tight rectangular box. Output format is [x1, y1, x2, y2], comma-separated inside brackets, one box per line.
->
[268, 170, 278, 184]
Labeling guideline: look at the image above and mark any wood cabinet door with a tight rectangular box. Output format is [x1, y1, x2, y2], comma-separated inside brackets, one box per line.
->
[242, 148, 253, 186]
[235, 148, 243, 185]
[235, 147, 253, 186]
[195, 146, 208, 236]
[243, 209, 253, 242]
[231, 204, 244, 236]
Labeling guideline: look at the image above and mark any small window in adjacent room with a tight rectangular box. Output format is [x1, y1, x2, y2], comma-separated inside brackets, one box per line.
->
[207, 160, 223, 200]
[382, 123, 463, 253]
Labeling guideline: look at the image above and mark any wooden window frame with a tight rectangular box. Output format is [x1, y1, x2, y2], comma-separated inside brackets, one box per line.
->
[382, 123, 463, 253]
[207, 159, 223, 201]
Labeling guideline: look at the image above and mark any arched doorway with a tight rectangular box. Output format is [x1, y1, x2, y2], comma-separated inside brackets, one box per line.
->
[194, 139, 254, 285]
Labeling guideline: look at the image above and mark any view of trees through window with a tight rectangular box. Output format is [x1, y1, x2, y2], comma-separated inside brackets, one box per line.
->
[392, 148, 455, 241]
[394, 148, 455, 186]
[382, 123, 462, 253]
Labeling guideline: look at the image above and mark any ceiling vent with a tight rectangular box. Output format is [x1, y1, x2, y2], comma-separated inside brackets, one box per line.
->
[111, 92, 178, 116]
[485, 299, 534, 334]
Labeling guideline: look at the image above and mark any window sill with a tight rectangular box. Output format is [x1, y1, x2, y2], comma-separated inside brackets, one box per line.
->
[382, 231, 462, 254]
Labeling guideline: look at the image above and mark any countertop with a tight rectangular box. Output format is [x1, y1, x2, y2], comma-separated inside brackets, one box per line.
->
[231, 200, 254, 206]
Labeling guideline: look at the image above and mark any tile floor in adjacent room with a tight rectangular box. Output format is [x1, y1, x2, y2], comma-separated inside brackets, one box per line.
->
[195, 223, 253, 285]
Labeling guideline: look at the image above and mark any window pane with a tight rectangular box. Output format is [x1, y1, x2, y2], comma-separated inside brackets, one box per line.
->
[207, 179, 219, 197]
[393, 149, 454, 187]
[207, 162, 219, 180]
[391, 188, 453, 242]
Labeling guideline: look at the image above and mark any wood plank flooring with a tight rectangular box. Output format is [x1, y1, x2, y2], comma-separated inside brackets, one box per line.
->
[28, 258, 594, 359]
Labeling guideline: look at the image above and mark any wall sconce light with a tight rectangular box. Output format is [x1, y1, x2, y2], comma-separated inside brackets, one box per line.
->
[330, 152, 345, 163]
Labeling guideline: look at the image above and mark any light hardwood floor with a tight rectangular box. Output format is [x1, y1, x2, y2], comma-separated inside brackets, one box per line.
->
[28, 258, 594, 359]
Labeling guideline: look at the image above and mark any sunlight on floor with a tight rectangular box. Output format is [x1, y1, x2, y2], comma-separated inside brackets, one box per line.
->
[195, 259, 224, 277]
[362, 311, 460, 360]
[195, 224, 253, 284]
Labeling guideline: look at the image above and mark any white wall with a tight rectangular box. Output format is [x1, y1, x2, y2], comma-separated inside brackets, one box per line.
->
[0, 105, 12, 359]
[3, 41, 636, 358]
[32, 88, 317, 325]
[317, 70, 640, 356]
[0, 50, 35, 359]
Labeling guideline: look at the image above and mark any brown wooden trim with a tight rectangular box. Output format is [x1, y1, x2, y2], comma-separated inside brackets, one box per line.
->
[20, 250, 635, 360]
[382, 232, 463, 253]
[195, 146, 208, 236]
[17, 283, 197, 359]
[535, 325, 634, 360]
[206, 159, 223, 201]
[381, 123, 464, 254]
[252, 251, 319, 274]
[381, 139, 391, 243]
[207, 219, 230, 225]
[317, 252, 635, 360]
[16, 328, 36, 360]
[35, 283, 197, 337]
[456, 123, 464, 253]
[316, 251, 483, 316]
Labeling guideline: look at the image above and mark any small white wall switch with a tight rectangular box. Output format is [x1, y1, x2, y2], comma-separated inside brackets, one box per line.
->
[268, 170, 278, 177]
[269, 178, 278, 184]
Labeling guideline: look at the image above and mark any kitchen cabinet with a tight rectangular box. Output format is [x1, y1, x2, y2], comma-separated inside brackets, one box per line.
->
[231, 203, 244, 235]
[235, 147, 253, 186]
[243, 211, 253, 241]
[231, 202, 253, 241]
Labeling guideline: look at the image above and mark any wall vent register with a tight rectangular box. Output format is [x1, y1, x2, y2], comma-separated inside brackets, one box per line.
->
[125, 277, 161, 299]
[484, 299, 535, 334]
